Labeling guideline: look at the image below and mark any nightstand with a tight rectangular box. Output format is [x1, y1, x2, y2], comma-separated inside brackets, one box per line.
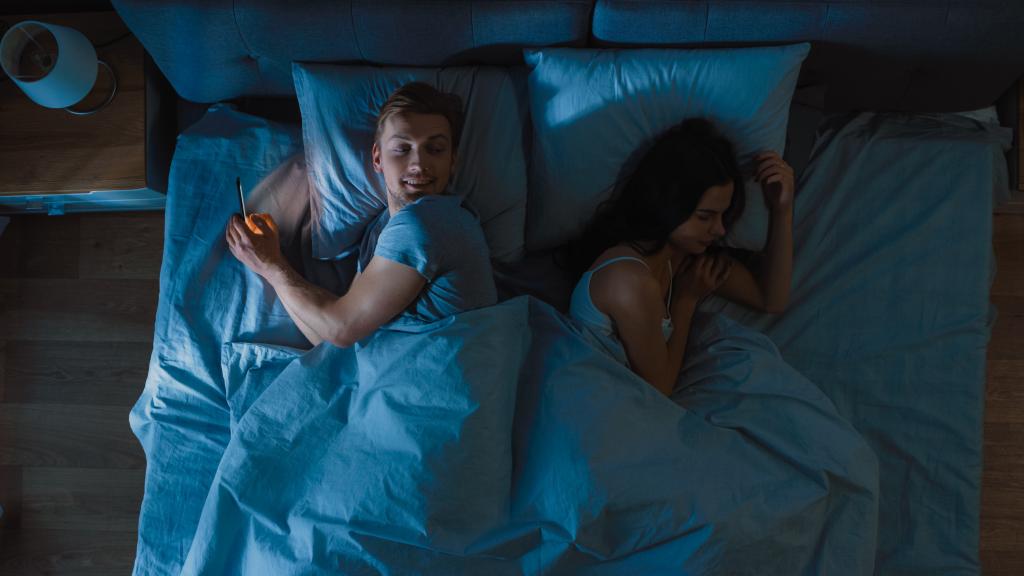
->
[0, 11, 164, 214]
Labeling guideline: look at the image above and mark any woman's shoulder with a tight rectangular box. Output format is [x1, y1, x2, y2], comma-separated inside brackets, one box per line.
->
[589, 245, 649, 272]
[589, 248, 660, 311]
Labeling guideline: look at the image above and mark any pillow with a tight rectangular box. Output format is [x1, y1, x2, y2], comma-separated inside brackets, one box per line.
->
[523, 44, 810, 252]
[293, 63, 529, 262]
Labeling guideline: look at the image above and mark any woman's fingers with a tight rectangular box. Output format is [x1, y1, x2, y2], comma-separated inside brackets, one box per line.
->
[719, 259, 733, 284]
[713, 254, 729, 278]
[756, 163, 792, 183]
[678, 255, 698, 276]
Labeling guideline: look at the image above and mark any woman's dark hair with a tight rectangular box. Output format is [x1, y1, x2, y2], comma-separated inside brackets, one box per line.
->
[565, 117, 745, 278]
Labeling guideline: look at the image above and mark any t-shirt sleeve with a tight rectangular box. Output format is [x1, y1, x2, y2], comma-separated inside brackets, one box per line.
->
[357, 209, 390, 273]
[373, 203, 444, 281]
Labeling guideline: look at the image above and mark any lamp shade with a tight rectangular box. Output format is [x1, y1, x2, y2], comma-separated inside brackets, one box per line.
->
[0, 20, 98, 109]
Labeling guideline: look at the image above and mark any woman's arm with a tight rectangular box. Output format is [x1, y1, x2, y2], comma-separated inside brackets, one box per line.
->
[715, 151, 794, 313]
[757, 203, 793, 312]
[596, 257, 730, 396]
[603, 275, 696, 396]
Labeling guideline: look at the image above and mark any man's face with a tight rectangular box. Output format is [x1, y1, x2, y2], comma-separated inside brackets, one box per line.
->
[372, 112, 457, 214]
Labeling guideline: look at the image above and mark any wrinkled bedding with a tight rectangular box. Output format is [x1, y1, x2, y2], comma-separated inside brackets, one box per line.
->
[132, 105, 879, 575]
[178, 298, 877, 575]
[132, 106, 1008, 575]
[705, 111, 1011, 574]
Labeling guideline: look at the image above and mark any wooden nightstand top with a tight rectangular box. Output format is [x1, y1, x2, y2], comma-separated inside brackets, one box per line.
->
[0, 11, 145, 197]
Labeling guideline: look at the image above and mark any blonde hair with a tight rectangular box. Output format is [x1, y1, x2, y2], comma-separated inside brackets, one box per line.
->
[374, 82, 464, 149]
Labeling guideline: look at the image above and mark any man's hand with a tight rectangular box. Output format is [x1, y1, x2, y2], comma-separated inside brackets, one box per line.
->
[225, 213, 284, 279]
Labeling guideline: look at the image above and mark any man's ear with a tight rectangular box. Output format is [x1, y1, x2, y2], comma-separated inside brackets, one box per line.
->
[372, 141, 383, 173]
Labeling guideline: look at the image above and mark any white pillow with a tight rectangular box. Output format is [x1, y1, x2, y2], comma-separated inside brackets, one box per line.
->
[523, 44, 810, 251]
[293, 63, 529, 262]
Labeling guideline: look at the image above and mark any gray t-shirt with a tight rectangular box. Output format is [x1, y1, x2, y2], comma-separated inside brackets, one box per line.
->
[360, 195, 496, 325]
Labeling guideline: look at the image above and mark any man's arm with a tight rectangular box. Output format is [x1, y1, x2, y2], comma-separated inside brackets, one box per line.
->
[266, 256, 424, 347]
[226, 213, 424, 347]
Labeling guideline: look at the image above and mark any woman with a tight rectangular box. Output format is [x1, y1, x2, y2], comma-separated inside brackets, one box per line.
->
[568, 118, 795, 396]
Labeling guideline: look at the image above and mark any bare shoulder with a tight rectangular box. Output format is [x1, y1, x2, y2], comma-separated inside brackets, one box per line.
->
[589, 254, 661, 318]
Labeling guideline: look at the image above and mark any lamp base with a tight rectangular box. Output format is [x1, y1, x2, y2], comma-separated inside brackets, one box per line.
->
[64, 59, 117, 116]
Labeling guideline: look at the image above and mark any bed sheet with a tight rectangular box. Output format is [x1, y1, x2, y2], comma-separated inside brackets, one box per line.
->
[138, 104, 1007, 575]
[130, 104, 352, 575]
[133, 105, 879, 574]
[178, 298, 877, 575]
[703, 111, 1012, 575]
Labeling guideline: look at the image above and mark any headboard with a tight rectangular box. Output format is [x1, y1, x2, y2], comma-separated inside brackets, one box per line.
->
[114, 0, 1024, 112]
[111, 0, 1024, 190]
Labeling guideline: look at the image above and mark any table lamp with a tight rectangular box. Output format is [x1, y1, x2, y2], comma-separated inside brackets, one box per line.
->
[0, 20, 117, 115]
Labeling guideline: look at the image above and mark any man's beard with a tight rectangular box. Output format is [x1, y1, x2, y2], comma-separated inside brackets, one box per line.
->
[388, 183, 450, 210]
[387, 188, 423, 210]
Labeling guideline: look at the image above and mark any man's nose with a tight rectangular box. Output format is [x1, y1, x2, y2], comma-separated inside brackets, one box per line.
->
[407, 148, 423, 170]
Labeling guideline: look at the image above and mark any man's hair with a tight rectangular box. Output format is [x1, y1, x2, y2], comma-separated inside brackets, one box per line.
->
[374, 82, 465, 149]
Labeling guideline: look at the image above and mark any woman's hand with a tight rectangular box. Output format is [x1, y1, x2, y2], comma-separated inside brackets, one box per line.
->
[675, 253, 733, 304]
[754, 151, 795, 211]
[225, 213, 284, 279]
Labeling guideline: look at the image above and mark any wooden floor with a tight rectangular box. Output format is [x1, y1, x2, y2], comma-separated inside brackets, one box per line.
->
[0, 210, 1021, 574]
[0, 213, 159, 574]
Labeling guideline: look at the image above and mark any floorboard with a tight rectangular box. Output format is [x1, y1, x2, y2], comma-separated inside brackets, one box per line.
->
[981, 212, 1024, 575]
[0, 278, 158, 342]
[2, 341, 151, 406]
[79, 214, 163, 280]
[0, 529, 137, 576]
[21, 468, 144, 532]
[0, 404, 145, 469]
[0, 215, 80, 280]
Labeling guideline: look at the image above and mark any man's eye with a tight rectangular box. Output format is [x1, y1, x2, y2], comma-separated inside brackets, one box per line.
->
[697, 214, 711, 222]
[429, 147, 446, 154]
[392, 147, 409, 153]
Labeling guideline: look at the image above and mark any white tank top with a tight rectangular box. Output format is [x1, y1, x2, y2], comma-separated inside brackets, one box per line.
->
[569, 256, 674, 343]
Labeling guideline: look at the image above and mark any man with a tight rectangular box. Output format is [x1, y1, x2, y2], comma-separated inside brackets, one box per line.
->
[226, 82, 496, 347]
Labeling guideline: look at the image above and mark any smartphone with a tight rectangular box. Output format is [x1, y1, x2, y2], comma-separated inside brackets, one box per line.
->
[236, 177, 248, 221]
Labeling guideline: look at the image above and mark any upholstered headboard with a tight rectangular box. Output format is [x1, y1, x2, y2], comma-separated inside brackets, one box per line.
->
[115, 0, 1024, 113]
[112, 0, 1023, 192]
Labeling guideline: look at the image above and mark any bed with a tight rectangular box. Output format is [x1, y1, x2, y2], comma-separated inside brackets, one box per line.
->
[112, 1, 1022, 575]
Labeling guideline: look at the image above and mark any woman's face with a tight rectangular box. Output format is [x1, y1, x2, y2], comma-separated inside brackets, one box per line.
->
[669, 181, 734, 254]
